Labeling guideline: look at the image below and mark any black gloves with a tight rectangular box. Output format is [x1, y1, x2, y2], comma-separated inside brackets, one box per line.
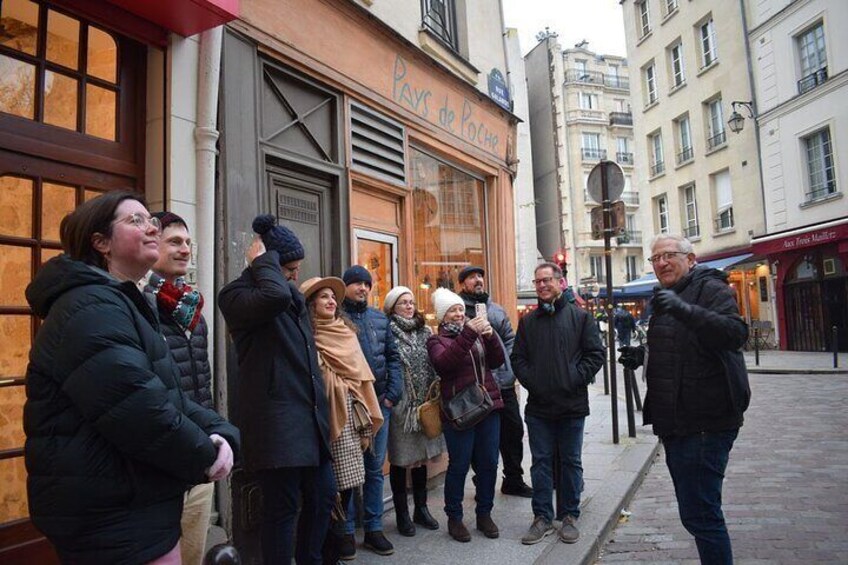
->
[617, 345, 645, 370]
[652, 289, 693, 320]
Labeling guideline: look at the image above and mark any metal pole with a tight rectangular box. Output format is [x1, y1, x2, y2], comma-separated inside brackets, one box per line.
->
[754, 327, 760, 366]
[602, 330, 610, 395]
[601, 161, 619, 444]
[833, 326, 839, 368]
[629, 369, 643, 412]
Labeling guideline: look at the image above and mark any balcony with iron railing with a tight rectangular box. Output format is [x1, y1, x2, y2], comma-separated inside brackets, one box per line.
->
[650, 160, 665, 177]
[604, 75, 630, 90]
[620, 191, 640, 205]
[707, 130, 726, 150]
[616, 230, 643, 246]
[798, 66, 828, 95]
[616, 151, 634, 165]
[714, 208, 734, 233]
[581, 147, 607, 161]
[683, 224, 700, 239]
[609, 112, 633, 126]
[565, 69, 604, 85]
[676, 146, 693, 165]
[804, 180, 837, 203]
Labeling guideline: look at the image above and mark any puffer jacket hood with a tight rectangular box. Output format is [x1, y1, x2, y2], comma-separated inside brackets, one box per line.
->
[27, 254, 116, 318]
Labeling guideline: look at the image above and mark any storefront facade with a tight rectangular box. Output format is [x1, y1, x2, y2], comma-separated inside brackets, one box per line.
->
[217, 0, 518, 556]
[752, 218, 848, 351]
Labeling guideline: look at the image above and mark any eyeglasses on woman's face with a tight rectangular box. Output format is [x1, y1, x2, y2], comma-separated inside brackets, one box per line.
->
[115, 213, 161, 232]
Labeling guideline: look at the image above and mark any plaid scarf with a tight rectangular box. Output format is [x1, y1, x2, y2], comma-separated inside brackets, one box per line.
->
[149, 274, 204, 333]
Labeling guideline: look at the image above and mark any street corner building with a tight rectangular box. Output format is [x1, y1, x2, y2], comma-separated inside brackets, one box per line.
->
[0, 0, 521, 561]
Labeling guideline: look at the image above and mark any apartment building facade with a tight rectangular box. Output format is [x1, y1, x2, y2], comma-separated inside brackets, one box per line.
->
[622, 0, 769, 328]
[745, 0, 848, 351]
[525, 34, 642, 296]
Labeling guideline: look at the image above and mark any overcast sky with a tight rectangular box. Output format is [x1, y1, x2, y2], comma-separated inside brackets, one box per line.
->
[502, 0, 628, 58]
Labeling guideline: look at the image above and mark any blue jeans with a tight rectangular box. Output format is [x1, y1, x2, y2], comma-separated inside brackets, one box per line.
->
[442, 410, 501, 519]
[257, 460, 336, 565]
[525, 414, 586, 522]
[663, 429, 739, 565]
[346, 404, 391, 534]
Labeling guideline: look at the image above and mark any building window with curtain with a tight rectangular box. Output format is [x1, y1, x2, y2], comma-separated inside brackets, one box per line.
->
[590, 254, 606, 283]
[699, 17, 718, 69]
[803, 127, 836, 202]
[669, 41, 685, 89]
[626, 255, 638, 282]
[706, 97, 725, 150]
[681, 183, 700, 238]
[637, 1, 651, 38]
[656, 194, 669, 234]
[796, 22, 827, 94]
[410, 148, 486, 320]
[643, 61, 657, 106]
[675, 114, 693, 164]
[649, 131, 664, 176]
[582, 132, 604, 160]
[712, 169, 734, 232]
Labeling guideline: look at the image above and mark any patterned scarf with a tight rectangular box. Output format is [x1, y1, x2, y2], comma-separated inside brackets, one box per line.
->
[390, 315, 437, 433]
[439, 321, 465, 337]
[149, 274, 204, 332]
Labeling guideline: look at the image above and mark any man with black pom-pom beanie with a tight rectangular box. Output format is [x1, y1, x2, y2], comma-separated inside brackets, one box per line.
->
[219, 214, 335, 565]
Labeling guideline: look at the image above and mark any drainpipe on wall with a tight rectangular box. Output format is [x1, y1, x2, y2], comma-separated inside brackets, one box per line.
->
[195, 25, 223, 358]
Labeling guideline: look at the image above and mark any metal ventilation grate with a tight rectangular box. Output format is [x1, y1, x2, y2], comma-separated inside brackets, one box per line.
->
[350, 102, 406, 185]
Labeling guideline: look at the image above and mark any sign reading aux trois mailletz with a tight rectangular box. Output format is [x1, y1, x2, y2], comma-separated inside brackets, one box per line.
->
[591, 201, 627, 240]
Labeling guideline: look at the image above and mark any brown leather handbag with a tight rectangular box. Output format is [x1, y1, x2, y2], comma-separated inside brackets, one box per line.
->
[417, 380, 443, 439]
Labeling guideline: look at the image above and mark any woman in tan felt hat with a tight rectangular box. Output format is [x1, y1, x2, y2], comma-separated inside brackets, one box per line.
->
[300, 276, 384, 549]
[383, 286, 446, 537]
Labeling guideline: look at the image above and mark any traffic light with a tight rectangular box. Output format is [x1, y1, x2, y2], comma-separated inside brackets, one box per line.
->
[553, 250, 567, 276]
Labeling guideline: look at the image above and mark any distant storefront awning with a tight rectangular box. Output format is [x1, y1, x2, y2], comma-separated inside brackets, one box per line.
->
[751, 218, 848, 256]
[614, 252, 754, 298]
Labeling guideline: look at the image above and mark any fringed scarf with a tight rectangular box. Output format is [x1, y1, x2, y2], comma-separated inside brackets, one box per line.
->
[313, 316, 383, 446]
[149, 273, 204, 332]
[390, 315, 437, 433]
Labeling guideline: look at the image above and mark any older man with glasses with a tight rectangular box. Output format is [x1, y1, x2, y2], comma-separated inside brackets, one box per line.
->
[618, 234, 751, 565]
[511, 262, 605, 546]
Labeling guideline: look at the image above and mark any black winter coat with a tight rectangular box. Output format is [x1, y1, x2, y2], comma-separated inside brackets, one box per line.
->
[342, 299, 403, 404]
[511, 294, 605, 419]
[643, 267, 750, 437]
[158, 311, 213, 408]
[218, 251, 331, 471]
[24, 255, 240, 565]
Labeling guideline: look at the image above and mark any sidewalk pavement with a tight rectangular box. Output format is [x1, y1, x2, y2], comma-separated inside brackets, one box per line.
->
[355, 366, 659, 565]
[743, 349, 847, 374]
[351, 351, 845, 564]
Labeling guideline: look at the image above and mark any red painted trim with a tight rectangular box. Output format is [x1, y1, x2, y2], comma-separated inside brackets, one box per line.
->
[52, 0, 169, 47]
[105, 0, 239, 37]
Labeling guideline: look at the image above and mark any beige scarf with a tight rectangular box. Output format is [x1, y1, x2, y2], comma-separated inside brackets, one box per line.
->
[313, 316, 384, 444]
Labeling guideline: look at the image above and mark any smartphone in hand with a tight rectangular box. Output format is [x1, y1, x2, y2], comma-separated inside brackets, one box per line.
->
[475, 302, 488, 319]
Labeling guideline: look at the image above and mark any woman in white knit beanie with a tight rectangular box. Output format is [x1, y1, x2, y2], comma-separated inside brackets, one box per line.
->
[425, 287, 506, 543]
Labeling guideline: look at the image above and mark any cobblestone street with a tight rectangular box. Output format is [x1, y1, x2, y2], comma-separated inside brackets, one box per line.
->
[597, 372, 848, 564]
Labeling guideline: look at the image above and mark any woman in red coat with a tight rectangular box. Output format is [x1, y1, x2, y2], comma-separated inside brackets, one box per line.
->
[426, 287, 504, 543]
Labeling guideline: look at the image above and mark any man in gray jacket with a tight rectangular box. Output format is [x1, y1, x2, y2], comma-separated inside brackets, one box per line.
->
[459, 266, 533, 498]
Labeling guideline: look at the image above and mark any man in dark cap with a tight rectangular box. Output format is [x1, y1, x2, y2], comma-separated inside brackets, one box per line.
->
[458, 265, 533, 499]
[339, 265, 403, 558]
[218, 214, 335, 565]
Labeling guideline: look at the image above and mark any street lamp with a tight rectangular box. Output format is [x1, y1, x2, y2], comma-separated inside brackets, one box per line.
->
[728, 101, 755, 134]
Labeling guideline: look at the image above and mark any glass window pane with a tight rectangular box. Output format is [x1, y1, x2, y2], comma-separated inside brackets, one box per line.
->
[0, 175, 34, 237]
[0, 0, 40, 55]
[46, 9, 80, 70]
[41, 182, 76, 241]
[0, 245, 31, 307]
[0, 315, 30, 378]
[43, 70, 78, 130]
[85, 84, 116, 140]
[356, 239, 393, 309]
[0, 456, 29, 522]
[0, 54, 36, 119]
[40, 247, 62, 265]
[0, 385, 26, 451]
[411, 149, 486, 324]
[87, 26, 117, 83]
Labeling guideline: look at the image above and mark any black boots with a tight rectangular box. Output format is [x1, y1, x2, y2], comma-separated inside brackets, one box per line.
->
[390, 465, 439, 536]
[411, 466, 439, 530]
[390, 465, 415, 536]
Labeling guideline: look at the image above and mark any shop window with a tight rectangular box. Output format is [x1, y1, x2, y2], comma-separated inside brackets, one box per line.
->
[0, 0, 119, 140]
[411, 148, 486, 322]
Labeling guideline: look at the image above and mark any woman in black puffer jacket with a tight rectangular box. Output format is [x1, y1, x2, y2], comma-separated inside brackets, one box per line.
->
[24, 192, 240, 565]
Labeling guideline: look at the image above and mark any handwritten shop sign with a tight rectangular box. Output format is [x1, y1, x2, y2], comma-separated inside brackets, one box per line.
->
[391, 55, 505, 158]
[752, 223, 848, 256]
